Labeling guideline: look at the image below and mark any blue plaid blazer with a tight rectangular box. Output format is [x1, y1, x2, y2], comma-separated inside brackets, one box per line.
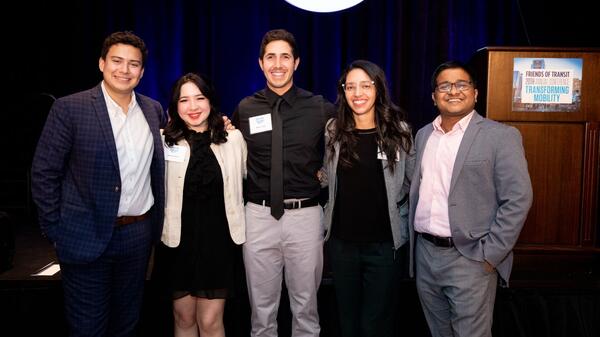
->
[31, 83, 165, 264]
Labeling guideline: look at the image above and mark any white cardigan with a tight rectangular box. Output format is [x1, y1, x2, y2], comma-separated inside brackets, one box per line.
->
[161, 129, 247, 246]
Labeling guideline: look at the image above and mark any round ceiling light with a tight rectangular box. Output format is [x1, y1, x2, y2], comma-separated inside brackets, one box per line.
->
[284, 0, 364, 13]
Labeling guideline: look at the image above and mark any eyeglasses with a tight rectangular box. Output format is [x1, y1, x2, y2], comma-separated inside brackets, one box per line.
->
[435, 80, 472, 93]
[342, 80, 375, 93]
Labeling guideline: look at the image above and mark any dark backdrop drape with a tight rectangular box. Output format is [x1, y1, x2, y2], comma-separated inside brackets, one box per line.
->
[2, 0, 598, 245]
[1, 1, 599, 336]
[4, 0, 598, 135]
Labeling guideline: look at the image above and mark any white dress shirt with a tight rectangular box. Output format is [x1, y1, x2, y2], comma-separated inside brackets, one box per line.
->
[101, 82, 154, 216]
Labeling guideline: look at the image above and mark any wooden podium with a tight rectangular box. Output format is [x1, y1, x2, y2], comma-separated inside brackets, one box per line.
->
[471, 47, 600, 286]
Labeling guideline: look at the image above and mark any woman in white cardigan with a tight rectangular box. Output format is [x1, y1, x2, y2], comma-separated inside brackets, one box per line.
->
[156, 73, 246, 337]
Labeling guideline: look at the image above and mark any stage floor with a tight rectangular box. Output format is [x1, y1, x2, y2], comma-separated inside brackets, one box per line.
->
[2, 219, 600, 337]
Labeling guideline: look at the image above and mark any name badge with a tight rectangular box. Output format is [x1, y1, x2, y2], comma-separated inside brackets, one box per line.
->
[164, 144, 187, 162]
[249, 113, 272, 134]
[377, 147, 400, 161]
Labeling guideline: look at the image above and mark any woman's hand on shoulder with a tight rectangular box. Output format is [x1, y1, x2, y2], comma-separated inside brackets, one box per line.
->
[223, 116, 236, 130]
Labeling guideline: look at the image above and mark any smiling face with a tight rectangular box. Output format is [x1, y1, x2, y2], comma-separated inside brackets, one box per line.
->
[259, 40, 299, 95]
[177, 82, 211, 132]
[98, 43, 144, 99]
[344, 68, 377, 121]
[432, 67, 478, 121]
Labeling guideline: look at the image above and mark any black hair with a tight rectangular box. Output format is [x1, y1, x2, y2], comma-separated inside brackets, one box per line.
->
[430, 60, 478, 91]
[259, 29, 299, 60]
[163, 73, 227, 146]
[100, 31, 148, 67]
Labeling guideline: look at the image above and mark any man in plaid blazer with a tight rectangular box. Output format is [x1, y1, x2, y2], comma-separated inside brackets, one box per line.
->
[31, 31, 165, 337]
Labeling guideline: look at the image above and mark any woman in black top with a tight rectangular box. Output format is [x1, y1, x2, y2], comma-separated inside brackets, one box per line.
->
[155, 73, 246, 337]
[322, 60, 415, 337]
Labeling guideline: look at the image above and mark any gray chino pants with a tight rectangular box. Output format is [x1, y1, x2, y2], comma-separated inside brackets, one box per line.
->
[415, 235, 498, 337]
[243, 201, 324, 337]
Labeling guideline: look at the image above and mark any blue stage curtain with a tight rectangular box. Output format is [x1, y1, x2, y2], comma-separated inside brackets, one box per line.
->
[4, 0, 597, 163]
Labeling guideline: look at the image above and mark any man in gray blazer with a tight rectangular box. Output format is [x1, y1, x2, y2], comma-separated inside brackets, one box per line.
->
[409, 61, 533, 337]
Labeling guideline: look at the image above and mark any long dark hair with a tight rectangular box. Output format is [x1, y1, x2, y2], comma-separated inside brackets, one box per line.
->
[328, 60, 412, 172]
[163, 73, 227, 146]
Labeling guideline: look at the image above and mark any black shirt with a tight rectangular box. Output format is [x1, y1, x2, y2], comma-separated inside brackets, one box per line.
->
[232, 86, 335, 201]
[331, 129, 392, 243]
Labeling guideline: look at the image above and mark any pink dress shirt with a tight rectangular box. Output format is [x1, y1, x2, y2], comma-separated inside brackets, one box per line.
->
[414, 111, 474, 237]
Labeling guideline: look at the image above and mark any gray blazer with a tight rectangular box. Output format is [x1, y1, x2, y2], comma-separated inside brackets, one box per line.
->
[322, 119, 416, 251]
[409, 112, 533, 283]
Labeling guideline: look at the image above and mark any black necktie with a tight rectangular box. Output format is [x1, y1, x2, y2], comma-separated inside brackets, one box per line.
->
[270, 97, 284, 220]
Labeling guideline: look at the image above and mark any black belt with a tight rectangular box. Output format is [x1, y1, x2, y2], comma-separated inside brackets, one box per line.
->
[247, 197, 320, 209]
[418, 232, 454, 248]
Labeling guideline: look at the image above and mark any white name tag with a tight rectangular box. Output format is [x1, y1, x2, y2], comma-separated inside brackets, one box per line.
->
[164, 144, 187, 162]
[249, 113, 272, 134]
[377, 147, 400, 161]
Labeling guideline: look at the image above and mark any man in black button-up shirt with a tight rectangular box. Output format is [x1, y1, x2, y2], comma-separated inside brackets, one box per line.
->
[232, 29, 334, 337]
